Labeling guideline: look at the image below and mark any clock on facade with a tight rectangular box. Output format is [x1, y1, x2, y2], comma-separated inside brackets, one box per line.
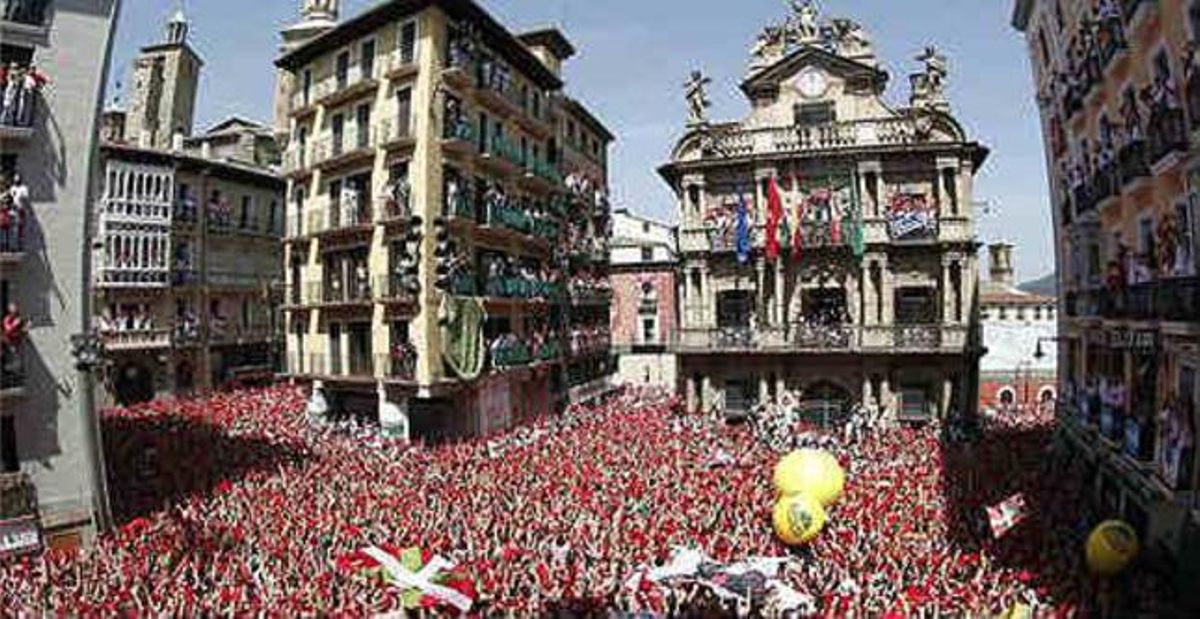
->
[796, 68, 828, 99]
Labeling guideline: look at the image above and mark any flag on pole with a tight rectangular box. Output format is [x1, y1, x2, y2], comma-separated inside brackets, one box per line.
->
[735, 189, 751, 265]
[790, 174, 804, 261]
[985, 493, 1028, 538]
[765, 176, 783, 261]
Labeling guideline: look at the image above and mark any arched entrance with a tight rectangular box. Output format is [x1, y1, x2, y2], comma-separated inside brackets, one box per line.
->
[798, 381, 852, 427]
[114, 362, 155, 406]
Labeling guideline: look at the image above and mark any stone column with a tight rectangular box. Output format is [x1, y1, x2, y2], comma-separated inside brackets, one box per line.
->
[702, 374, 713, 412]
[686, 373, 697, 412]
[700, 262, 711, 328]
[759, 375, 770, 405]
[878, 254, 893, 326]
[879, 373, 893, 420]
[756, 258, 766, 325]
[774, 262, 785, 326]
[857, 160, 882, 218]
[942, 376, 954, 418]
[776, 372, 787, 399]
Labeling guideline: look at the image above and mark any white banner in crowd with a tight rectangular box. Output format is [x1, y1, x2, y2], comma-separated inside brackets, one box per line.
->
[361, 546, 473, 612]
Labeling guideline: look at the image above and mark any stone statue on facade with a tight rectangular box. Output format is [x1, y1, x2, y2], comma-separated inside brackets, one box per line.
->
[750, 24, 789, 72]
[684, 70, 712, 126]
[829, 18, 872, 58]
[301, 0, 339, 20]
[788, 0, 822, 44]
[909, 45, 950, 114]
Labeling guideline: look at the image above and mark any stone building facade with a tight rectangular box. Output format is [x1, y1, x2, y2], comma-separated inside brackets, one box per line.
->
[977, 243, 1058, 414]
[661, 3, 987, 424]
[609, 208, 677, 388]
[1013, 0, 1200, 585]
[1, 0, 120, 551]
[93, 11, 285, 405]
[274, 0, 614, 439]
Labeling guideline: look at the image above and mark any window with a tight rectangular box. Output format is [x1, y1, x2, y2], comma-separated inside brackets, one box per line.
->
[302, 69, 312, 105]
[335, 52, 350, 88]
[331, 113, 345, 153]
[1138, 216, 1155, 258]
[998, 306, 1008, 320]
[899, 386, 931, 420]
[477, 111, 488, 152]
[356, 104, 371, 149]
[395, 88, 412, 136]
[642, 318, 656, 343]
[642, 221, 651, 233]
[641, 247, 653, 262]
[399, 21, 417, 64]
[360, 39, 376, 80]
[240, 195, 252, 229]
[795, 102, 835, 125]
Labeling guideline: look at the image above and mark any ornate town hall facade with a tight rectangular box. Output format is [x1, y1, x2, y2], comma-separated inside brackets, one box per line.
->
[661, 3, 988, 422]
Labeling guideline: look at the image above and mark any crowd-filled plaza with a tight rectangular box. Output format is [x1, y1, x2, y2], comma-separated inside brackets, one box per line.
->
[0, 385, 1172, 616]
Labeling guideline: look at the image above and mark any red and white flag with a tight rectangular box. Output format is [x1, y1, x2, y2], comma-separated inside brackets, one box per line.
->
[986, 493, 1028, 538]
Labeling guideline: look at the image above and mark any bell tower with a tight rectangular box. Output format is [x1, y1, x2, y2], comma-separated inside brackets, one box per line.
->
[273, 0, 341, 142]
[125, 6, 203, 150]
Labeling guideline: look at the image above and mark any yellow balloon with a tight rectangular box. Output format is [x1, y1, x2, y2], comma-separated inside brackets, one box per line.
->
[772, 449, 845, 506]
[772, 493, 826, 545]
[1085, 520, 1139, 576]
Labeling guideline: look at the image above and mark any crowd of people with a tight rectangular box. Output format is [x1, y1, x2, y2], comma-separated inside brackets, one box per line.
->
[0, 383, 1176, 615]
[0, 62, 48, 129]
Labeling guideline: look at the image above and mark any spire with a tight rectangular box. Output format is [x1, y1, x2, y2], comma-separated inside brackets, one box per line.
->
[166, 2, 188, 45]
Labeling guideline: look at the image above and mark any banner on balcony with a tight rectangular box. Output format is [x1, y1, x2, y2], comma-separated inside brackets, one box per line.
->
[477, 375, 512, 436]
[886, 193, 937, 239]
[440, 296, 486, 381]
[0, 516, 42, 560]
[985, 493, 1028, 539]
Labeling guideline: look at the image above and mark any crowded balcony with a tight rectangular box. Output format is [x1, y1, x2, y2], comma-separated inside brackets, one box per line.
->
[568, 275, 612, 306]
[569, 327, 611, 357]
[489, 334, 533, 370]
[1117, 138, 1149, 186]
[1, 0, 50, 28]
[441, 103, 477, 154]
[1146, 101, 1188, 167]
[377, 178, 412, 224]
[375, 345, 416, 382]
[319, 271, 372, 306]
[0, 64, 47, 139]
[311, 190, 373, 237]
[96, 305, 170, 350]
[373, 271, 417, 305]
[173, 197, 198, 226]
[674, 323, 967, 354]
[1091, 157, 1119, 207]
[1099, 276, 1200, 321]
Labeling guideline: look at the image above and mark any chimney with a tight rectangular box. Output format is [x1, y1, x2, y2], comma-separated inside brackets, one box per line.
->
[988, 242, 1015, 286]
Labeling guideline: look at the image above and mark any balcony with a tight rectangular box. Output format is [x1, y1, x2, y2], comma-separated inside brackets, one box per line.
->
[1099, 277, 1200, 321]
[674, 324, 966, 354]
[0, 344, 25, 400]
[1072, 182, 1096, 217]
[1146, 105, 1188, 169]
[0, 472, 37, 524]
[703, 117, 929, 158]
[569, 285, 612, 306]
[483, 276, 563, 301]
[374, 273, 417, 306]
[1091, 161, 1120, 208]
[0, 81, 41, 140]
[313, 130, 376, 172]
[209, 323, 274, 346]
[1065, 288, 1102, 319]
[521, 155, 563, 192]
[377, 117, 415, 153]
[0, 227, 25, 265]
[313, 66, 380, 110]
[95, 268, 171, 288]
[281, 146, 311, 178]
[479, 134, 524, 176]
[98, 328, 172, 351]
[319, 278, 373, 307]
[444, 189, 475, 221]
[0, 0, 49, 30]
[375, 352, 416, 382]
[314, 201, 374, 238]
[383, 49, 419, 81]
[1118, 139, 1150, 186]
[474, 65, 523, 119]
[489, 337, 533, 370]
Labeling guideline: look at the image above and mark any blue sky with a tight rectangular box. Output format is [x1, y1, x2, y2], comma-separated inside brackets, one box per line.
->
[107, 0, 1052, 280]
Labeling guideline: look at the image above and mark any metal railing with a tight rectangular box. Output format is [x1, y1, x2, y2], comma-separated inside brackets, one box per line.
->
[98, 329, 172, 350]
[375, 352, 416, 381]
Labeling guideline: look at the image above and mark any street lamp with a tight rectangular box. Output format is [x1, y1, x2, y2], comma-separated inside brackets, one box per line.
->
[1032, 335, 1066, 361]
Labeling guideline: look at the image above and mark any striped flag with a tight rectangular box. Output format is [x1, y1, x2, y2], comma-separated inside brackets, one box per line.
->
[985, 493, 1028, 538]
